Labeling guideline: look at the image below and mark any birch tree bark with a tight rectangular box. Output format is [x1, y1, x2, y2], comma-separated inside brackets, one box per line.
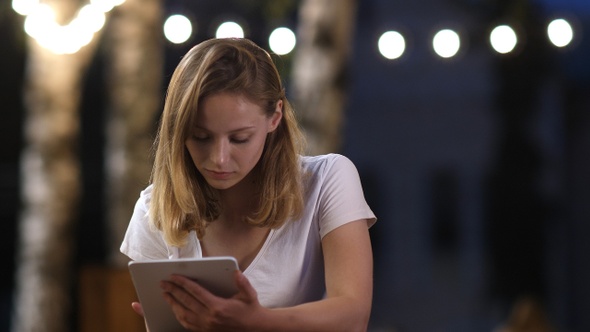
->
[292, 0, 358, 155]
[12, 1, 102, 331]
[103, 0, 163, 268]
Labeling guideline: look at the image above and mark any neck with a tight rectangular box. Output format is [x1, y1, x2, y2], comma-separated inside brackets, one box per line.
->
[217, 173, 259, 225]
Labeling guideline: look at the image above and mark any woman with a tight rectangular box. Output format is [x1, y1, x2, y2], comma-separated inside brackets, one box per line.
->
[121, 38, 376, 331]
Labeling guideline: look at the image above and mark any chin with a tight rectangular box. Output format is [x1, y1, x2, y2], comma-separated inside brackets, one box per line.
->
[205, 178, 240, 190]
[206, 182, 234, 190]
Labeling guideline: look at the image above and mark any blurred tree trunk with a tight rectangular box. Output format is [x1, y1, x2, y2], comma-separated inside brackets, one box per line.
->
[12, 1, 102, 331]
[292, 0, 358, 155]
[103, 0, 163, 268]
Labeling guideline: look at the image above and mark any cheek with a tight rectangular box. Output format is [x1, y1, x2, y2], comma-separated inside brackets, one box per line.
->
[235, 139, 265, 166]
[185, 142, 201, 163]
[250, 135, 268, 155]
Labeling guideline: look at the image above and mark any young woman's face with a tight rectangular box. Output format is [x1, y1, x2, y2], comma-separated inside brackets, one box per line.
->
[185, 92, 282, 190]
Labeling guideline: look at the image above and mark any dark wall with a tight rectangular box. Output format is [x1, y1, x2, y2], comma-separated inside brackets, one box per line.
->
[343, 0, 590, 330]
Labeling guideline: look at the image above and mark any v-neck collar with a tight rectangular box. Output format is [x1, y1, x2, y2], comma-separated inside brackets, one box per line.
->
[194, 228, 276, 274]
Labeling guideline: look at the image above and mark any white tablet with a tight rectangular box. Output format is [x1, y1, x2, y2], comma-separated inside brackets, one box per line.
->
[128, 256, 239, 332]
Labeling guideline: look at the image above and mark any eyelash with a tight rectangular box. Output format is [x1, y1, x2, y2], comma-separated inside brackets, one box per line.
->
[231, 138, 249, 144]
[191, 135, 249, 144]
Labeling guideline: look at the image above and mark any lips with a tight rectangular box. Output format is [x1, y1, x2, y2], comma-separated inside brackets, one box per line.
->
[206, 170, 233, 180]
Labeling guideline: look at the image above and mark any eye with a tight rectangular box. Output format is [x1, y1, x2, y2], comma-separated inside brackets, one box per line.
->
[230, 136, 250, 144]
[191, 133, 210, 142]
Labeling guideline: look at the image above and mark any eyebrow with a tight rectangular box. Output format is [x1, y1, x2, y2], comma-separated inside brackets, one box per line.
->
[192, 125, 257, 134]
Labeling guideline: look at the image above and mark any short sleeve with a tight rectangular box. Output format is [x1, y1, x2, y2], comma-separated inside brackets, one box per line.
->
[120, 185, 169, 261]
[317, 154, 377, 238]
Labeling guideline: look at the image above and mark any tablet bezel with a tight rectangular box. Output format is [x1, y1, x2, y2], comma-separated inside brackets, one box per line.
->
[128, 256, 239, 332]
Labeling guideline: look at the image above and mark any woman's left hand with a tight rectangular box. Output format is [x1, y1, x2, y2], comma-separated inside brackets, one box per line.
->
[160, 270, 263, 331]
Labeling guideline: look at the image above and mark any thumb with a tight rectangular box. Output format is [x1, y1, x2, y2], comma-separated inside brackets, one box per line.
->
[131, 302, 144, 317]
[234, 270, 258, 302]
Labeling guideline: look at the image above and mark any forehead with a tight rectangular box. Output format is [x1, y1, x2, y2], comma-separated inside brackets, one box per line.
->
[192, 93, 267, 130]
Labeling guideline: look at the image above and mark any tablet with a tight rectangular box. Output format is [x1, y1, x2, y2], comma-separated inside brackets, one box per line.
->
[128, 256, 239, 332]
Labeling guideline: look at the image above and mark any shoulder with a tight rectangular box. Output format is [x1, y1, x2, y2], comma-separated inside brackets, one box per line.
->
[301, 153, 360, 181]
[124, 184, 154, 222]
[130, 183, 154, 215]
[139, 183, 154, 203]
[298, 154, 376, 238]
[120, 184, 170, 261]
[299, 154, 365, 206]
[301, 153, 356, 173]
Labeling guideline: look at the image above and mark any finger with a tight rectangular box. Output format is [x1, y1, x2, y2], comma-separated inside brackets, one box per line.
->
[161, 279, 207, 314]
[162, 291, 202, 330]
[234, 270, 258, 303]
[131, 302, 144, 317]
[167, 274, 218, 308]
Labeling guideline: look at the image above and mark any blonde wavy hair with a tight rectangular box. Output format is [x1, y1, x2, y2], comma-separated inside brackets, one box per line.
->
[149, 38, 305, 246]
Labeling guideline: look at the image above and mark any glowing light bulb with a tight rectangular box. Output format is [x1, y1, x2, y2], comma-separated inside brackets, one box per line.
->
[378, 31, 406, 60]
[164, 14, 193, 44]
[490, 25, 518, 54]
[216, 21, 244, 39]
[269, 27, 296, 55]
[12, 0, 40, 16]
[433, 29, 461, 58]
[548, 18, 574, 48]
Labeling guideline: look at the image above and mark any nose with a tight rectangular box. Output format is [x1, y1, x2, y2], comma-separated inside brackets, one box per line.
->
[210, 138, 229, 167]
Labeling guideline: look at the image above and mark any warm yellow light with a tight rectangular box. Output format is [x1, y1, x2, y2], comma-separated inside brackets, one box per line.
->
[12, 0, 39, 16]
[76, 4, 106, 33]
[90, 0, 122, 13]
[14, 0, 124, 54]
[23, 3, 55, 40]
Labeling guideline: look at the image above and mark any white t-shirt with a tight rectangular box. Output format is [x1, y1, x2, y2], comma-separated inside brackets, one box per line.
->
[120, 153, 376, 308]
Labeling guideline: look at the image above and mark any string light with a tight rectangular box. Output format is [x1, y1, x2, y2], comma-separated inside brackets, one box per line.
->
[269, 27, 296, 55]
[432, 29, 461, 59]
[12, 2, 583, 59]
[164, 14, 193, 44]
[215, 21, 244, 38]
[378, 31, 406, 60]
[490, 25, 518, 54]
[377, 17, 579, 60]
[548, 18, 574, 48]
[12, 0, 125, 54]
[12, 0, 39, 15]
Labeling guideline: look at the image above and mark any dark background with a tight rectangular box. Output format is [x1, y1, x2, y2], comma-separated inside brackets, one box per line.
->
[1, 0, 589, 331]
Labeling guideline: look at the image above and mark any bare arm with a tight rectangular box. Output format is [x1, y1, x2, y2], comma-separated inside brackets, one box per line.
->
[256, 219, 373, 332]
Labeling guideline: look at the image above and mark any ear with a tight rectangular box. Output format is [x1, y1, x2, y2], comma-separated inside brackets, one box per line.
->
[268, 100, 283, 133]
